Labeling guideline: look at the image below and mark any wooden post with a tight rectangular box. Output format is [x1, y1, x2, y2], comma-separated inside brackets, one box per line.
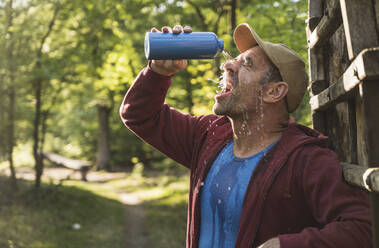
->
[376, 0, 379, 35]
[307, 0, 342, 49]
[356, 80, 379, 248]
[339, 0, 379, 245]
[308, 0, 379, 246]
[308, 0, 328, 134]
[339, 0, 378, 60]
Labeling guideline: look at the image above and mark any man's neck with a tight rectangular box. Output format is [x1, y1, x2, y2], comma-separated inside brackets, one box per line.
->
[229, 111, 288, 158]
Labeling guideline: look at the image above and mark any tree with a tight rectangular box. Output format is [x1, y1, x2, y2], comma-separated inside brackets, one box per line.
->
[3, 0, 17, 188]
[32, 1, 61, 188]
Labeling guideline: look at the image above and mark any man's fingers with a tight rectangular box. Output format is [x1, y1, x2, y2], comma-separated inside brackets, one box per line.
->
[173, 60, 187, 70]
[183, 26, 192, 33]
[151, 27, 159, 33]
[173, 25, 183, 34]
[161, 26, 172, 33]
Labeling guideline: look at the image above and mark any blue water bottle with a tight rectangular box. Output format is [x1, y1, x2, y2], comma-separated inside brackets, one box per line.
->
[145, 32, 224, 60]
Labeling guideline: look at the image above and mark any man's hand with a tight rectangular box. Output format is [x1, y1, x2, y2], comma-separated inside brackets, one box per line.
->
[258, 237, 281, 248]
[150, 25, 192, 76]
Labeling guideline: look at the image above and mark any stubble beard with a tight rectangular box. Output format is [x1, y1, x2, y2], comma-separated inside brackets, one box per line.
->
[213, 92, 242, 117]
[213, 72, 239, 116]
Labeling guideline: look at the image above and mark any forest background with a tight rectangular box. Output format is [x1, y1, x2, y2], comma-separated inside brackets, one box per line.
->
[0, 0, 309, 246]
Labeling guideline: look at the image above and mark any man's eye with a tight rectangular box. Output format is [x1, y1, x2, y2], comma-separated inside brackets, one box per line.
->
[242, 57, 253, 67]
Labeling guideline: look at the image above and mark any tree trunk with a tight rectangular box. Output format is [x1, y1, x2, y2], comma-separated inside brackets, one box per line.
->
[96, 105, 111, 171]
[33, 70, 43, 188]
[5, 0, 17, 188]
[32, 4, 60, 188]
[229, 0, 238, 36]
[7, 86, 17, 188]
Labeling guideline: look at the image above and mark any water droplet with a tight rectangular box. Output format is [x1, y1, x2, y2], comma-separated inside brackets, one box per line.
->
[195, 188, 199, 193]
[222, 49, 233, 60]
[216, 183, 219, 188]
[207, 78, 218, 84]
[218, 199, 222, 204]
[200, 182, 204, 186]
[228, 186, 231, 191]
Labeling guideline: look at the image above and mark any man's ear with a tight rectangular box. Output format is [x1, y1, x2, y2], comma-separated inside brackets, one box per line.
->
[262, 82, 288, 103]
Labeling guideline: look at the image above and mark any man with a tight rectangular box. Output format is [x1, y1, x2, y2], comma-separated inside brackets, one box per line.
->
[120, 23, 372, 247]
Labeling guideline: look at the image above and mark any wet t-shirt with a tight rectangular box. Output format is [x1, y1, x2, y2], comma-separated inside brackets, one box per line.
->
[198, 140, 277, 248]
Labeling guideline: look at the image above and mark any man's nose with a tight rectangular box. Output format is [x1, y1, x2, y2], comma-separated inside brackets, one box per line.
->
[223, 59, 238, 74]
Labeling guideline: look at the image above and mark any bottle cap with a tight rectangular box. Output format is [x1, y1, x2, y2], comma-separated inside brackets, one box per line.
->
[218, 39, 224, 52]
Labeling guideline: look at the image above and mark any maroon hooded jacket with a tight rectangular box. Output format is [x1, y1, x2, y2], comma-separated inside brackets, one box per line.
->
[120, 66, 372, 248]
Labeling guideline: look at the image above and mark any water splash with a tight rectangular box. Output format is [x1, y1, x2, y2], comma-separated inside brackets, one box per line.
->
[222, 49, 233, 60]
[207, 78, 218, 84]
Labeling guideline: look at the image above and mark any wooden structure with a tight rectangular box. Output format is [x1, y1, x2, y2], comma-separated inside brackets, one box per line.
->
[307, 0, 379, 246]
[43, 152, 92, 181]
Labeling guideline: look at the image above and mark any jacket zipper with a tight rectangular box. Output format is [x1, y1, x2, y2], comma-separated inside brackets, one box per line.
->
[249, 156, 289, 247]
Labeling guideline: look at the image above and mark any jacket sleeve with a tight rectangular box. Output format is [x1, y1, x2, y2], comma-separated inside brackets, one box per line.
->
[278, 147, 372, 248]
[120, 64, 205, 169]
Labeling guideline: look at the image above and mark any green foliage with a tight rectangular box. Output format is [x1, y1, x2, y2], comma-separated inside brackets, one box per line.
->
[0, 0, 311, 169]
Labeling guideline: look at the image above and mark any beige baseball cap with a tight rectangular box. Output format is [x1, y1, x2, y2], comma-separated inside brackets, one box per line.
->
[233, 23, 308, 113]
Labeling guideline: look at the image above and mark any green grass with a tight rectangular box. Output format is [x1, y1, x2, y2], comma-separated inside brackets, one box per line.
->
[0, 176, 125, 248]
[0, 165, 190, 248]
[106, 166, 190, 248]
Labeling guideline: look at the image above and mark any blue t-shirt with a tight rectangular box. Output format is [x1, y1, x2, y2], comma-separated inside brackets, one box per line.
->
[198, 141, 277, 248]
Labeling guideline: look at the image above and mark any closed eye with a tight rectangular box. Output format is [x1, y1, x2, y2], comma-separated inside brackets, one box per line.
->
[242, 57, 253, 68]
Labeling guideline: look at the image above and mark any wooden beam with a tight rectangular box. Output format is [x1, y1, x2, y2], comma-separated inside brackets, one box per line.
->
[376, 0, 379, 36]
[43, 152, 91, 170]
[307, 23, 326, 92]
[308, 0, 342, 49]
[357, 78, 379, 248]
[308, 48, 326, 94]
[310, 47, 379, 111]
[341, 162, 379, 192]
[339, 0, 378, 60]
[307, 0, 323, 31]
[306, 0, 326, 98]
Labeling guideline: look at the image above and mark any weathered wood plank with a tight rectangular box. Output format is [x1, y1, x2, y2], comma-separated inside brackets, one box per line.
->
[307, 0, 323, 31]
[310, 47, 379, 111]
[308, 0, 342, 49]
[357, 78, 379, 248]
[376, 0, 379, 36]
[341, 162, 379, 192]
[43, 152, 91, 170]
[43, 152, 92, 181]
[306, 0, 325, 89]
[340, 0, 378, 60]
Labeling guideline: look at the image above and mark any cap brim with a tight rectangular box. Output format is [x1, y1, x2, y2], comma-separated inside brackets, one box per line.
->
[234, 23, 265, 53]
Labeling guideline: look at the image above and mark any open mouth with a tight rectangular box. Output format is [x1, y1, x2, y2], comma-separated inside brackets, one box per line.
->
[222, 80, 233, 93]
[216, 78, 234, 99]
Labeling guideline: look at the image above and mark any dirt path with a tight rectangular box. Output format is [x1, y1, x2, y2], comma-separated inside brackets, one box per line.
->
[119, 192, 149, 248]
[1, 166, 149, 248]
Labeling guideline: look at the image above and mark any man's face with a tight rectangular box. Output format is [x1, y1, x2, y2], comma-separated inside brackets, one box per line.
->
[213, 46, 272, 118]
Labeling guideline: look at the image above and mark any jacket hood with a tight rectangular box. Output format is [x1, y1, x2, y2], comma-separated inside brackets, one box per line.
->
[210, 116, 328, 157]
[278, 119, 328, 156]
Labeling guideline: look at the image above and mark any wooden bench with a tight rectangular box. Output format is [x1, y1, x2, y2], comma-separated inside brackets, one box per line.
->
[43, 152, 92, 181]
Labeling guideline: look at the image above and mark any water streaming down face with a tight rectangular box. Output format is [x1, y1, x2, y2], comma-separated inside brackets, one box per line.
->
[207, 49, 233, 92]
[211, 47, 271, 153]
